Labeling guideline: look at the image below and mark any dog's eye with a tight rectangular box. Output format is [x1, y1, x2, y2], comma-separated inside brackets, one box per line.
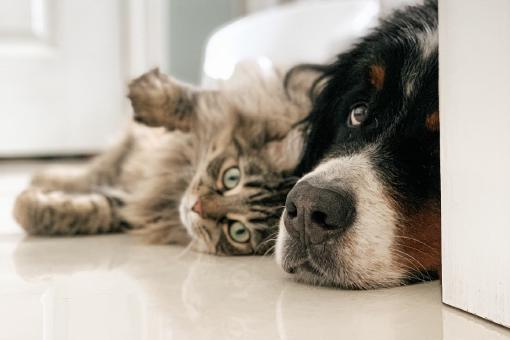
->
[348, 104, 369, 127]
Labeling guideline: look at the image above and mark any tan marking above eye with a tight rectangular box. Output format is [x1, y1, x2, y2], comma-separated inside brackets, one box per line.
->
[426, 111, 440, 131]
[369, 64, 385, 90]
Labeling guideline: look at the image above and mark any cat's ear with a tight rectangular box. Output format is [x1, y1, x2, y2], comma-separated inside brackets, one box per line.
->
[128, 68, 198, 132]
[284, 64, 325, 105]
[261, 127, 303, 172]
[227, 59, 280, 85]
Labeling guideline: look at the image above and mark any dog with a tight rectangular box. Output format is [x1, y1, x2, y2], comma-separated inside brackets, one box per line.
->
[276, 1, 440, 289]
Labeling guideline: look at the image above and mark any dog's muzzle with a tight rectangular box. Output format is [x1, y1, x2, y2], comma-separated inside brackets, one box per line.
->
[283, 180, 356, 256]
[276, 151, 405, 288]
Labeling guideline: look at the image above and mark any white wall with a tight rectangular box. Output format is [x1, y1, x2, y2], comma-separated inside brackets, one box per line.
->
[168, 0, 245, 84]
[169, 0, 422, 84]
[440, 0, 510, 328]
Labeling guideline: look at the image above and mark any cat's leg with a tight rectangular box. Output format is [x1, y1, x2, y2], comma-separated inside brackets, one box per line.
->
[30, 134, 134, 192]
[30, 165, 99, 193]
[14, 134, 136, 235]
[13, 188, 127, 236]
[127, 68, 202, 132]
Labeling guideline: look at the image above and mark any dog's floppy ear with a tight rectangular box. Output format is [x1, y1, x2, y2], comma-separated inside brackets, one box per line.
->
[127, 68, 199, 132]
[292, 57, 355, 175]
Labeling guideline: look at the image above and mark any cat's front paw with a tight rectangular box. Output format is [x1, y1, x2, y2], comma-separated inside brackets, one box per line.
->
[128, 68, 195, 131]
[13, 188, 115, 235]
[128, 68, 172, 127]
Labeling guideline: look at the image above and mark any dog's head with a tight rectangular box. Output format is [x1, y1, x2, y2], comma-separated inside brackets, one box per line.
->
[276, 1, 440, 289]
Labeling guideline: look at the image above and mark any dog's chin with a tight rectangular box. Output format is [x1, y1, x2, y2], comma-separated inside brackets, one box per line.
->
[281, 248, 405, 289]
[287, 261, 344, 288]
[278, 241, 365, 289]
[276, 219, 406, 290]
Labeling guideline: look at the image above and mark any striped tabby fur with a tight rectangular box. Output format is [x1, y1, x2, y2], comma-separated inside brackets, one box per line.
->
[14, 63, 316, 255]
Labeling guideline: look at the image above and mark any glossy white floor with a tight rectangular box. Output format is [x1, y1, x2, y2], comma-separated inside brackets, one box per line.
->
[1, 161, 509, 340]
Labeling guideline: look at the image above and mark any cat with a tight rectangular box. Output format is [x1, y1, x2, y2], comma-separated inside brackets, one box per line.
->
[13, 62, 317, 255]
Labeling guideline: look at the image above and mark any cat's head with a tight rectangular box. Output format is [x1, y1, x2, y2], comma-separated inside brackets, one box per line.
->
[133, 62, 317, 255]
[180, 117, 302, 255]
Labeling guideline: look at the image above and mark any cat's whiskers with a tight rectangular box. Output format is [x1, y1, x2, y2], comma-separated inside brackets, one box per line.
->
[255, 226, 279, 256]
[175, 241, 194, 259]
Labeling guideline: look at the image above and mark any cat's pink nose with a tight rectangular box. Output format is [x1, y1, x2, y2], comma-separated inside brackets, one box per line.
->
[191, 199, 203, 217]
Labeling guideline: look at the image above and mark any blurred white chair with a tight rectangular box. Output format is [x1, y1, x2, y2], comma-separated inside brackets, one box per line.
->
[201, 0, 380, 86]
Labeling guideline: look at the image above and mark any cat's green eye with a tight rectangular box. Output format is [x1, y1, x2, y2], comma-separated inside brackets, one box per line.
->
[228, 221, 250, 243]
[222, 166, 241, 190]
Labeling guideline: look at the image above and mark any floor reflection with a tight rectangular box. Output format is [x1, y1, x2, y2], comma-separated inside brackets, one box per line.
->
[8, 234, 510, 340]
[276, 281, 443, 340]
[12, 235, 284, 340]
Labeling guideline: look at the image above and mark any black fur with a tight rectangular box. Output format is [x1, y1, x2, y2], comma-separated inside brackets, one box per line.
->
[278, 0, 440, 288]
[297, 0, 439, 212]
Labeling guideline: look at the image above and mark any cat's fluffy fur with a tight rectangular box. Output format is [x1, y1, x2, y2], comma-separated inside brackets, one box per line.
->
[14, 62, 317, 255]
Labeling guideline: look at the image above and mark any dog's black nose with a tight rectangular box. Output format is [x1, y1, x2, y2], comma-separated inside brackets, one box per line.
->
[284, 181, 356, 244]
